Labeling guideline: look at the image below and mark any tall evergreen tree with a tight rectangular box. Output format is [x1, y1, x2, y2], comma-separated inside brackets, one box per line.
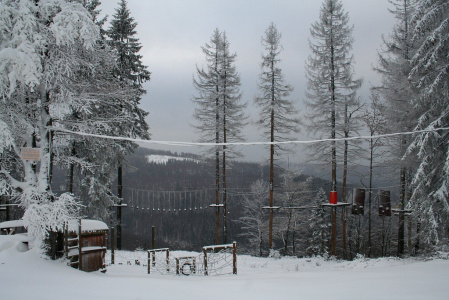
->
[254, 23, 300, 250]
[192, 29, 223, 244]
[192, 29, 246, 244]
[219, 32, 247, 243]
[406, 0, 449, 250]
[305, 0, 362, 193]
[305, 0, 362, 256]
[374, 0, 419, 256]
[107, 0, 151, 250]
[0, 0, 100, 248]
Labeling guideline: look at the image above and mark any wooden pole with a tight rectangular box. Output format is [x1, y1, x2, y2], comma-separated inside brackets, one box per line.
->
[331, 207, 337, 256]
[147, 251, 151, 274]
[111, 227, 115, 265]
[166, 249, 170, 273]
[64, 222, 68, 259]
[152, 226, 155, 250]
[203, 248, 208, 276]
[233, 242, 237, 275]
[117, 165, 123, 250]
[78, 219, 82, 271]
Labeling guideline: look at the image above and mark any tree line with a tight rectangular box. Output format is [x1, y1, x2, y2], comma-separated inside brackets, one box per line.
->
[191, 0, 449, 257]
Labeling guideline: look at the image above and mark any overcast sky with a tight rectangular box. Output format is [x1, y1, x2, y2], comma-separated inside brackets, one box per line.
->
[99, 0, 396, 163]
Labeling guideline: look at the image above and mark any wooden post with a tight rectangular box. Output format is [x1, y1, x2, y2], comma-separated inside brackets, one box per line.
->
[78, 219, 82, 271]
[117, 165, 123, 251]
[331, 207, 337, 256]
[152, 226, 155, 250]
[203, 248, 208, 276]
[176, 258, 180, 275]
[166, 249, 170, 273]
[147, 251, 151, 274]
[111, 227, 115, 265]
[233, 242, 237, 275]
[64, 222, 68, 259]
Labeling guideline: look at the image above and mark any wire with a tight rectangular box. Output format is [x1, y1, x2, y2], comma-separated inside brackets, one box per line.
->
[48, 126, 449, 148]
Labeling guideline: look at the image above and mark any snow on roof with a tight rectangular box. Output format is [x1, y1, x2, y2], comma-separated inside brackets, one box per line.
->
[69, 219, 108, 233]
[0, 220, 24, 229]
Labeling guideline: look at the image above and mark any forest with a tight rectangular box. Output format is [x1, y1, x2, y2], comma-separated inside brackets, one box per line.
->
[0, 0, 449, 262]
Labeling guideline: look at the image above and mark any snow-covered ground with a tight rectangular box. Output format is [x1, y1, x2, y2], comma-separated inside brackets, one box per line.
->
[147, 154, 199, 164]
[0, 236, 448, 300]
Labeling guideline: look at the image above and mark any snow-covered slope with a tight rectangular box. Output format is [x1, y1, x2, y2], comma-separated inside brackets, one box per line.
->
[0, 235, 448, 300]
[146, 154, 199, 164]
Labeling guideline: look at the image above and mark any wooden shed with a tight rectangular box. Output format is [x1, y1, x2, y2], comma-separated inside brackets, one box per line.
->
[65, 219, 108, 272]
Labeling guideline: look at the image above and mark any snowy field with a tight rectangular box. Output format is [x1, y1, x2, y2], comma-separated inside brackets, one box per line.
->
[0, 236, 448, 300]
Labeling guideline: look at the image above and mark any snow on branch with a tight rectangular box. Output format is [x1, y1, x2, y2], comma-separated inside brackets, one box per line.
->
[21, 190, 82, 240]
[49, 2, 99, 49]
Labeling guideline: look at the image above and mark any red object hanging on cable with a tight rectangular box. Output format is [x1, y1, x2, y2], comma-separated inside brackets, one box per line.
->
[329, 191, 338, 204]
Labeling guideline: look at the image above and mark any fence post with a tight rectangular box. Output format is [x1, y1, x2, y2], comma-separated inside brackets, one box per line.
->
[78, 219, 82, 271]
[147, 251, 151, 274]
[176, 258, 180, 275]
[203, 248, 208, 276]
[64, 222, 68, 259]
[166, 249, 170, 273]
[233, 242, 237, 275]
[111, 227, 115, 265]
[152, 226, 155, 250]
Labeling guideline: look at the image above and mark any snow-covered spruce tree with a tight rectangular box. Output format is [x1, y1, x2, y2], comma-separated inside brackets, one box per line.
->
[254, 23, 301, 249]
[405, 0, 449, 251]
[107, 0, 151, 249]
[374, 0, 419, 256]
[304, 0, 362, 193]
[0, 0, 100, 249]
[219, 32, 247, 243]
[57, 0, 126, 225]
[307, 188, 330, 257]
[238, 180, 269, 256]
[192, 29, 247, 244]
[192, 29, 223, 244]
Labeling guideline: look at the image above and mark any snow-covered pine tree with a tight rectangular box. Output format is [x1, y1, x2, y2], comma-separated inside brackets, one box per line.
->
[107, 0, 151, 249]
[406, 0, 449, 251]
[305, 0, 362, 193]
[219, 32, 247, 243]
[192, 29, 223, 244]
[192, 29, 247, 244]
[0, 0, 100, 248]
[374, 0, 419, 256]
[254, 23, 301, 249]
[307, 188, 330, 257]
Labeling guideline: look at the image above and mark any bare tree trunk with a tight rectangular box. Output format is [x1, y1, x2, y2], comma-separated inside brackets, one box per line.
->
[398, 165, 405, 256]
[117, 164, 123, 250]
[68, 144, 76, 194]
[368, 138, 373, 257]
[215, 95, 220, 245]
[268, 60, 275, 250]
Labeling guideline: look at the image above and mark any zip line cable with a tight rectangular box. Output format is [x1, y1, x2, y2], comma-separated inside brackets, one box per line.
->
[48, 126, 449, 148]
